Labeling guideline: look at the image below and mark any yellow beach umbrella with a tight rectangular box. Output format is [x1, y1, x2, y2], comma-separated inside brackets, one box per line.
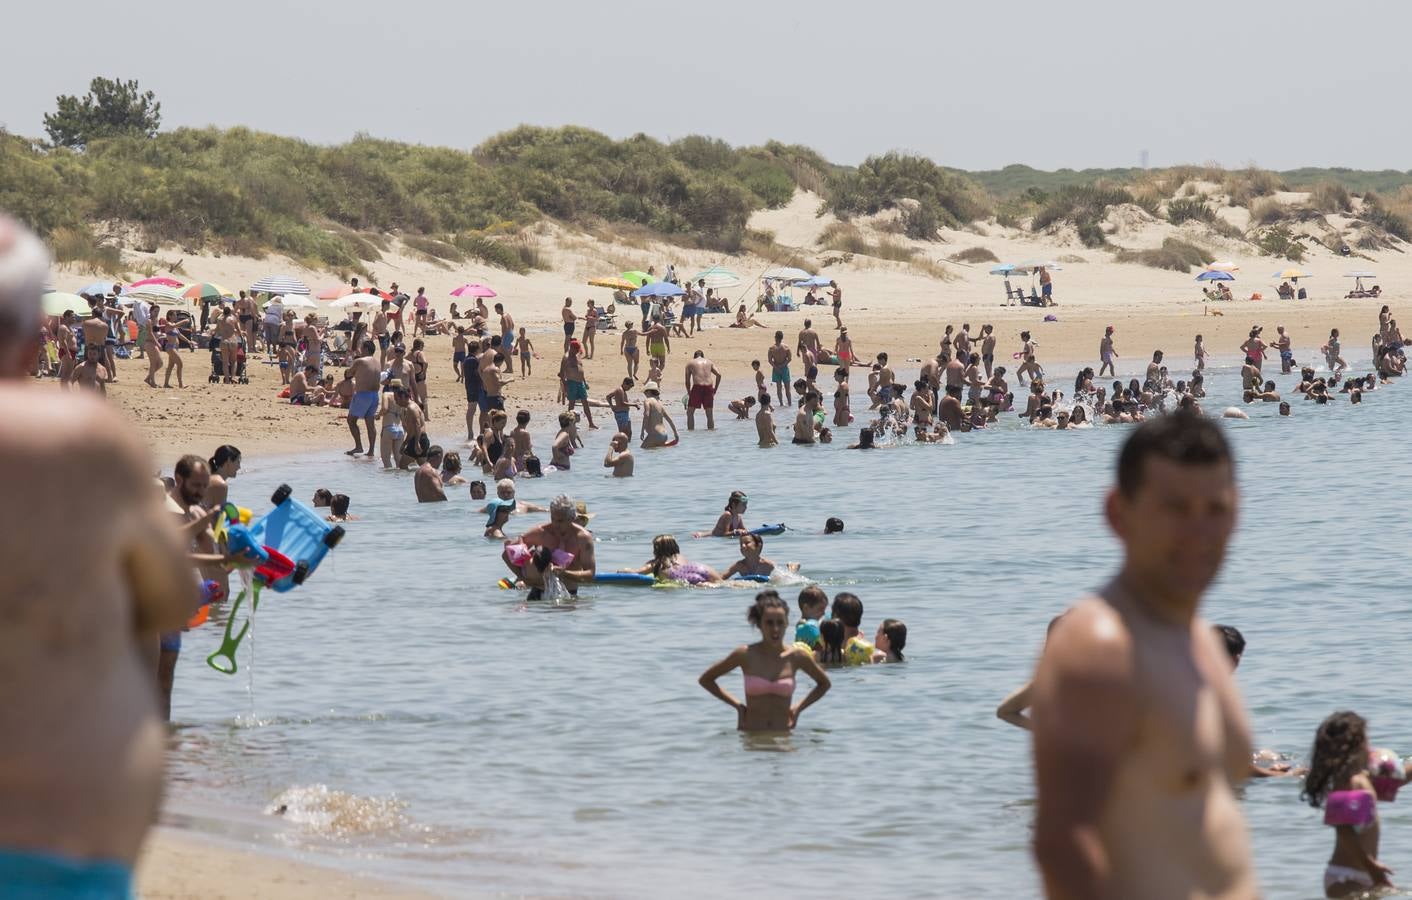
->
[1273, 268, 1312, 280]
[588, 277, 638, 291]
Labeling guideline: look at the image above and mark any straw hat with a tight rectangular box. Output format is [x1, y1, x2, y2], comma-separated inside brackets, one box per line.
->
[643, 381, 660, 394]
[386, 378, 405, 390]
[575, 500, 595, 524]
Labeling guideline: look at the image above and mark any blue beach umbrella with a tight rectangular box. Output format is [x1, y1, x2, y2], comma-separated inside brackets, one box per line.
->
[631, 281, 685, 299]
[793, 275, 835, 288]
[989, 264, 1017, 276]
[1195, 270, 1235, 282]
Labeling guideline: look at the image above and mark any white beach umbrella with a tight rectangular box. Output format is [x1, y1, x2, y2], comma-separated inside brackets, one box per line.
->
[762, 266, 812, 281]
[329, 295, 381, 314]
[278, 293, 319, 310]
[1207, 261, 1240, 272]
[689, 266, 743, 289]
[249, 274, 311, 296]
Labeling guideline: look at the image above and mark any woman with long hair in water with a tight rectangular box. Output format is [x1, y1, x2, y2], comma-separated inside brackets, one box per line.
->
[698, 591, 830, 732]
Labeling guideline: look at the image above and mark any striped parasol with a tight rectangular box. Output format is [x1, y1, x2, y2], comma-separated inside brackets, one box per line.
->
[122, 284, 190, 306]
[182, 281, 232, 301]
[588, 277, 638, 291]
[249, 275, 311, 296]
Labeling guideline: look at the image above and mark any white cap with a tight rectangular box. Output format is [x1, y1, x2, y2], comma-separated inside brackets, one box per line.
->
[0, 216, 50, 334]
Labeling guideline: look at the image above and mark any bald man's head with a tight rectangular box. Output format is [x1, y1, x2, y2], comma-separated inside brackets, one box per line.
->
[0, 216, 50, 376]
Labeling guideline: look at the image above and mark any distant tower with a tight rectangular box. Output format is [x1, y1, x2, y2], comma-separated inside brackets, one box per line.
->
[1140, 149, 1150, 170]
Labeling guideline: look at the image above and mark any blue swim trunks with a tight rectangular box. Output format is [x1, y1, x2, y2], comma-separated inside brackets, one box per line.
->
[348, 390, 379, 418]
[771, 366, 791, 384]
[614, 409, 631, 430]
[0, 847, 133, 899]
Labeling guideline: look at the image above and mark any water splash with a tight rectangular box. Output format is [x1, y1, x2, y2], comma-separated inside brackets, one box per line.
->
[265, 784, 412, 840]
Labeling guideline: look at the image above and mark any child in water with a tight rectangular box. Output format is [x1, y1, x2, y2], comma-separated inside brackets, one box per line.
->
[794, 585, 828, 649]
[871, 619, 907, 663]
[1302, 710, 1398, 896]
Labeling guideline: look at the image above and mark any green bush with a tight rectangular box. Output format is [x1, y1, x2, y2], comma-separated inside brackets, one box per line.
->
[949, 246, 999, 263]
[1114, 237, 1214, 272]
[1225, 167, 1285, 206]
[1361, 191, 1412, 242]
[1309, 181, 1352, 214]
[1253, 225, 1307, 262]
[1031, 184, 1130, 247]
[825, 152, 991, 236]
[1166, 197, 1215, 225]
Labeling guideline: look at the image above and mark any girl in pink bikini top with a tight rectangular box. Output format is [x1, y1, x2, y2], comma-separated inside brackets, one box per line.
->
[1303, 710, 1400, 895]
[697, 591, 832, 732]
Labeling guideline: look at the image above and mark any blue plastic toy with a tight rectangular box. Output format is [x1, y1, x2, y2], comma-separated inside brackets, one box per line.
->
[593, 572, 656, 586]
[732, 573, 771, 583]
[748, 523, 787, 536]
[224, 523, 270, 565]
[246, 483, 344, 593]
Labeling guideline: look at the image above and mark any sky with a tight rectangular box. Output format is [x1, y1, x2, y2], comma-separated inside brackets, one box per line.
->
[5, 0, 1410, 173]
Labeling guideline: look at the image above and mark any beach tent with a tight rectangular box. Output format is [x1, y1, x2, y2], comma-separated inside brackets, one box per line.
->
[250, 275, 311, 296]
[1344, 271, 1377, 296]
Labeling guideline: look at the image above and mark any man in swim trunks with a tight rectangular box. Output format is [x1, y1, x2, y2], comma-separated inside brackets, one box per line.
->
[346, 339, 380, 457]
[768, 330, 793, 407]
[559, 339, 596, 429]
[685, 349, 723, 430]
[644, 318, 670, 371]
[1031, 412, 1256, 899]
[979, 324, 997, 378]
[0, 217, 195, 897]
[503, 494, 597, 599]
[603, 432, 635, 477]
[606, 377, 638, 436]
[415, 444, 447, 502]
[561, 296, 577, 346]
[372, 300, 391, 366]
[1271, 325, 1294, 374]
[495, 303, 515, 372]
[1099, 325, 1117, 378]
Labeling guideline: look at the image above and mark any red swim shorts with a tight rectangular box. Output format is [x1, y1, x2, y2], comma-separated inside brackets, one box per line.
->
[688, 384, 716, 409]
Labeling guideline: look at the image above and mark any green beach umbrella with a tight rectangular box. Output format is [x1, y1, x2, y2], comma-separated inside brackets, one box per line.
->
[621, 271, 653, 287]
[42, 292, 87, 317]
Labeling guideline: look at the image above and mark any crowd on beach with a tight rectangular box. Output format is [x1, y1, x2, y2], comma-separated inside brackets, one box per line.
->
[9, 203, 1412, 900]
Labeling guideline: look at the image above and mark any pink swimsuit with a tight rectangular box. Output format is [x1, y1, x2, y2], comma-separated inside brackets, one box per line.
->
[743, 674, 795, 698]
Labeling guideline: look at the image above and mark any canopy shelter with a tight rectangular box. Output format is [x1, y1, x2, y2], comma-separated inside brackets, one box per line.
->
[1344, 272, 1379, 298]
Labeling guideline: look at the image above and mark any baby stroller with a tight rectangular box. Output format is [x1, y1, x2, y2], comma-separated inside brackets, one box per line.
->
[208, 337, 251, 384]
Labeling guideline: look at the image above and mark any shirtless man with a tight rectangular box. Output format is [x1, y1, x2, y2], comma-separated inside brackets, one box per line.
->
[619, 322, 641, 380]
[943, 351, 964, 393]
[605, 377, 639, 436]
[503, 495, 597, 599]
[346, 340, 380, 456]
[0, 217, 196, 897]
[796, 318, 822, 365]
[829, 280, 843, 329]
[938, 384, 963, 431]
[756, 393, 778, 447]
[1031, 413, 1256, 900]
[74, 346, 110, 393]
[372, 301, 391, 367]
[644, 318, 670, 373]
[979, 324, 997, 379]
[215, 306, 240, 383]
[1099, 326, 1117, 378]
[394, 386, 427, 470]
[603, 432, 635, 477]
[1145, 350, 1164, 388]
[415, 445, 447, 502]
[561, 297, 577, 347]
[876, 352, 896, 403]
[685, 349, 723, 430]
[1271, 325, 1294, 374]
[792, 391, 821, 444]
[81, 304, 109, 371]
[559, 339, 596, 429]
[496, 303, 515, 372]
[639, 381, 680, 449]
[768, 331, 793, 407]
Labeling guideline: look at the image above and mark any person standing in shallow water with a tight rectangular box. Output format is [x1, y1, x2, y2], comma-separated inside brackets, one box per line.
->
[698, 591, 830, 732]
[1031, 412, 1257, 900]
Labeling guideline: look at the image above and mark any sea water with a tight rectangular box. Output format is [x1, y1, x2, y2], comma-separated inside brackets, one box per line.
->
[167, 357, 1412, 899]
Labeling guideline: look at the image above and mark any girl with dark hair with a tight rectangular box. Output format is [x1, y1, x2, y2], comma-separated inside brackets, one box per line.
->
[695, 490, 748, 538]
[1302, 711, 1394, 896]
[698, 590, 831, 732]
[872, 619, 907, 663]
[205, 445, 241, 509]
[814, 619, 846, 666]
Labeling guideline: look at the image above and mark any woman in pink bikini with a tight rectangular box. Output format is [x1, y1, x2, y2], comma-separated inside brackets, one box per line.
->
[1303, 710, 1401, 896]
[698, 591, 831, 732]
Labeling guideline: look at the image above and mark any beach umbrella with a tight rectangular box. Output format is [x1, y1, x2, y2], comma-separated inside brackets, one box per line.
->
[621, 271, 653, 287]
[277, 294, 319, 310]
[689, 266, 742, 289]
[1195, 270, 1235, 282]
[249, 274, 311, 296]
[1018, 261, 1063, 273]
[762, 266, 812, 282]
[1344, 271, 1376, 278]
[631, 281, 685, 299]
[77, 280, 116, 297]
[315, 285, 357, 301]
[989, 264, 1017, 276]
[1272, 268, 1311, 280]
[588, 277, 638, 291]
[122, 284, 190, 306]
[450, 283, 497, 298]
[182, 282, 232, 302]
[1207, 261, 1240, 272]
[329, 295, 382, 314]
[42, 292, 87, 317]
[793, 275, 835, 288]
[128, 276, 184, 289]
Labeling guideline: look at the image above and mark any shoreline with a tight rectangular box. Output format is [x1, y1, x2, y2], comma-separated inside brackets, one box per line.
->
[137, 824, 436, 899]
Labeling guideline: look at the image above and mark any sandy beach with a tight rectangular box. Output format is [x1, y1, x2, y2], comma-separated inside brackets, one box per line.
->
[137, 828, 432, 899]
[47, 190, 1405, 459]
